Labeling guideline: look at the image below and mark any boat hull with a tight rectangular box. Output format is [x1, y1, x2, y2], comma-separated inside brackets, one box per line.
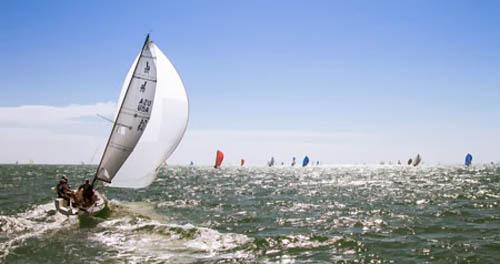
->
[54, 190, 107, 217]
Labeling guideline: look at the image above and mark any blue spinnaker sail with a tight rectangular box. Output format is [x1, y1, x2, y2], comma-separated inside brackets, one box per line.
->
[465, 153, 473, 167]
[302, 156, 310, 167]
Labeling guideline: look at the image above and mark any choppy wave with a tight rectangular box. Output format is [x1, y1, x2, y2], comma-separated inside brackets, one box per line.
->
[1, 164, 499, 262]
[0, 202, 75, 260]
[0, 200, 254, 263]
[89, 201, 253, 263]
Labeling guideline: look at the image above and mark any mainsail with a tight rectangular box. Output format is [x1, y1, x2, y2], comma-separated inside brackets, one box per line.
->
[94, 35, 157, 184]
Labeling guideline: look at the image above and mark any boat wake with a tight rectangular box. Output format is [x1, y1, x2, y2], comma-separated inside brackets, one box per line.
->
[0, 200, 254, 263]
[90, 200, 253, 263]
[0, 202, 75, 260]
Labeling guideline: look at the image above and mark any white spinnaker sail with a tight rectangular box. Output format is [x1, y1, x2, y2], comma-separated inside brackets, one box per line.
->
[109, 42, 189, 188]
[96, 37, 157, 183]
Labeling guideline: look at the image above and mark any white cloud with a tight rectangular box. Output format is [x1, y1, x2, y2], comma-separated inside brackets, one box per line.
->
[0, 103, 115, 164]
[1, 102, 499, 165]
[0, 102, 115, 127]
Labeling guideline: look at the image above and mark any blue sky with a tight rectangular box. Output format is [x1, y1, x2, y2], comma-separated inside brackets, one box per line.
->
[1, 0, 500, 164]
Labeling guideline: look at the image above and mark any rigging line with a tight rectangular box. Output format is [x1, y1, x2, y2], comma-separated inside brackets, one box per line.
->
[96, 114, 133, 130]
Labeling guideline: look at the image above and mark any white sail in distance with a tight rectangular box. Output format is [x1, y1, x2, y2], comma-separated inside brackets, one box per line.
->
[108, 41, 189, 188]
[412, 154, 422, 167]
[95, 35, 157, 183]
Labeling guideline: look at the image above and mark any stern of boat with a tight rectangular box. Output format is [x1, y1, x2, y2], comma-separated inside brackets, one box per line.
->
[54, 198, 78, 216]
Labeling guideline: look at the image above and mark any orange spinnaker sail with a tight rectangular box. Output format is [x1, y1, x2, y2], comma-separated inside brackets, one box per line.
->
[214, 150, 224, 168]
[240, 159, 245, 166]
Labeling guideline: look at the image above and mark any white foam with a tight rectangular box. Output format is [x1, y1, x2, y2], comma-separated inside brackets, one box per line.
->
[90, 216, 253, 262]
[0, 202, 76, 259]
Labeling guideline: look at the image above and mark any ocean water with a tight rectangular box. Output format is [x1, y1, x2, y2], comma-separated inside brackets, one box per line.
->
[0, 164, 499, 263]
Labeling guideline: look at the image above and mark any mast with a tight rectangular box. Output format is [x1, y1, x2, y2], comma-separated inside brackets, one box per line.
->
[92, 34, 151, 187]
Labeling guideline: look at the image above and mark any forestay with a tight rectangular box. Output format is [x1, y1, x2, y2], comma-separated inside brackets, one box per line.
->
[95, 36, 157, 183]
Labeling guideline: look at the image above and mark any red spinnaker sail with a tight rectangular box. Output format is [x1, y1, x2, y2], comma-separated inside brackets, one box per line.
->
[240, 159, 245, 167]
[214, 150, 224, 168]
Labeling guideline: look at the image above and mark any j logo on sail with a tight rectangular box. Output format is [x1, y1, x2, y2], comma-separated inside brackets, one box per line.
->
[140, 81, 147, 92]
[144, 61, 150, 73]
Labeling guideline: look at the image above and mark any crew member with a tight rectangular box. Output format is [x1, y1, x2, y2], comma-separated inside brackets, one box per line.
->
[56, 175, 72, 202]
[78, 179, 94, 204]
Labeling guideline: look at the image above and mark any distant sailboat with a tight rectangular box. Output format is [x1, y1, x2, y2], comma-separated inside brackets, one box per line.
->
[465, 153, 473, 167]
[214, 150, 224, 168]
[291, 157, 296, 166]
[412, 154, 422, 167]
[240, 159, 245, 167]
[407, 158, 412, 165]
[268, 157, 275, 167]
[55, 35, 189, 215]
[302, 156, 310, 167]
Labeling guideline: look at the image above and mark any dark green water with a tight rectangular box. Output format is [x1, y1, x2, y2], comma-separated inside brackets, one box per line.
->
[1, 164, 499, 263]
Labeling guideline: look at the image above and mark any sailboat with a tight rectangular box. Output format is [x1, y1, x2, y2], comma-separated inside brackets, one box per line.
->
[268, 157, 275, 167]
[302, 156, 310, 167]
[465, 153, 473, 167]
[240, 159, 245, 167]
[291, 157, 296, 166]
[55, 35, 189, 216]
[214, 150, 224, 168]
[412, 154, 422, 167]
